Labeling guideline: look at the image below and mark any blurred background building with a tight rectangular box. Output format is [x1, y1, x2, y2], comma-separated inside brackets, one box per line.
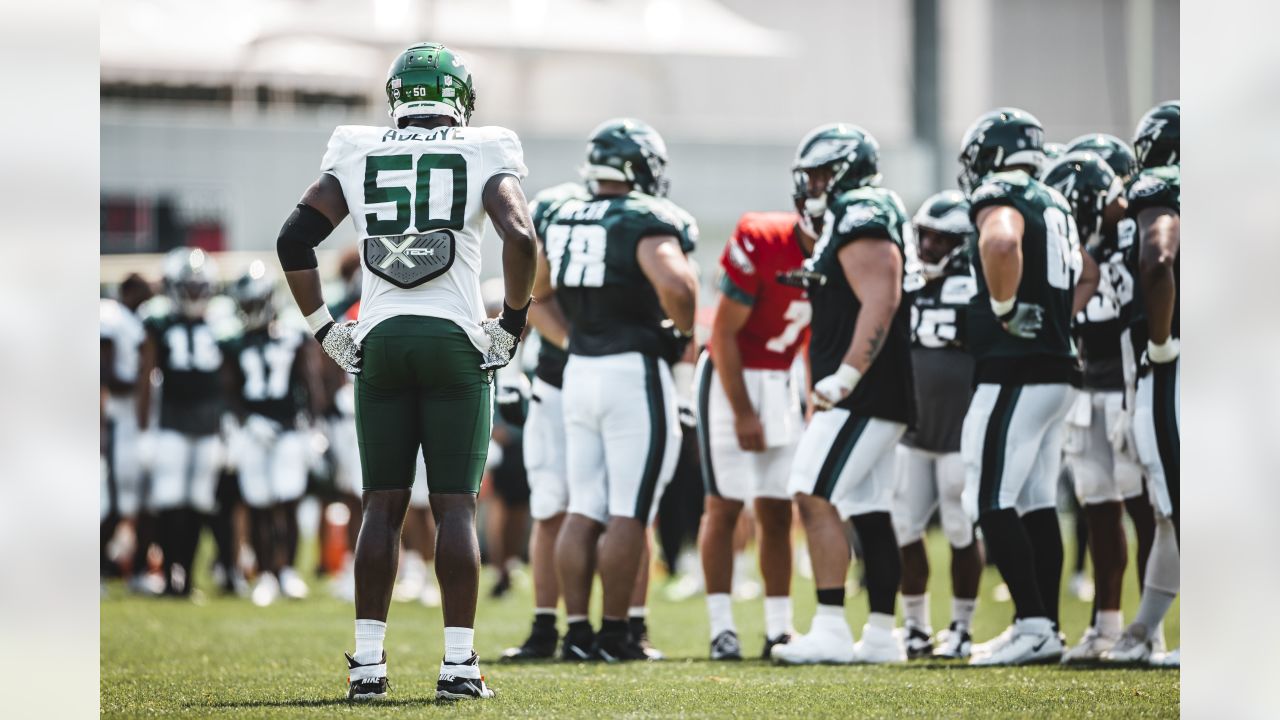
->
[101, 0, 1179, 282]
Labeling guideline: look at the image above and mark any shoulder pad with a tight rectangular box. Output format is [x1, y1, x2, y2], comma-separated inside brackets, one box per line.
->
[1128, 173, 1168, 200]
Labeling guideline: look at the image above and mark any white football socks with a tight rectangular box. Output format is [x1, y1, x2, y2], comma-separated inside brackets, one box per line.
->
[706, 593, 735, 639]
[764, 596, 792, 639]
[354, 619, 386, 665]
[951, 597, 977, 630]
[1096, 609, 1124, 637]
[902, 593, 929, 629]
[443, 627, 474, 664]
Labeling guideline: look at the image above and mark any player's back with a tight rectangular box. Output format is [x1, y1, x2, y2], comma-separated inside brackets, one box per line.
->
[966, 170, 1082, 382]
[546, 191, 689, 362]
[714, 211, 810, 370]
[320, 123, 527, 349]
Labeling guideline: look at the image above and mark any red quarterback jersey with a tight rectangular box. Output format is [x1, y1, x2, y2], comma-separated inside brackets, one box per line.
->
[712, 211, 811, 370]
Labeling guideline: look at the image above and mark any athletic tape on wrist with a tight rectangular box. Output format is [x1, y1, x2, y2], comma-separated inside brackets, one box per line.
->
[1147, 337, 1179, 364]
[835, 363, 862, 390]
[990, 296, 1016, 318]
[304, 306, 334, 335]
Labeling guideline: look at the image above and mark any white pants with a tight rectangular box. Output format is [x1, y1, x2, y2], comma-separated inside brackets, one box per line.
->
[106, 395, 144, 516]
[694, 351, 802, 502]
[1064, 390, 1144, 505]
[788, 410, 905, 518]
[961, 383, 1075, 520]
[149, 430, 223, 513]
[524, 378, 568, 520]
[1134, 358, 1180, 518]
[892, 446, 972, 548]
[563, 352, 682, 525]
[233, 424, 309, 508]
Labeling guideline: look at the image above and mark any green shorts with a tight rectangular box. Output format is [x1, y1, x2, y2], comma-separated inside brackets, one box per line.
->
[355, 315, 491, 493]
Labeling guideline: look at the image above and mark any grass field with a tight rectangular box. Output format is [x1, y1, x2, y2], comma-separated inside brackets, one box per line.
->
[101, 525, 1178, 718]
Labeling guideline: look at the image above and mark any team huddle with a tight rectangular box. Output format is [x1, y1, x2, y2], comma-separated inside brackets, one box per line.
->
[101, 41, 1180, 701]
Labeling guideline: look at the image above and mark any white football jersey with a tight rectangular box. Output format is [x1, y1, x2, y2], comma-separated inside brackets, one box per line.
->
[321, 124, 528, 351]
[100, 297, 146, 421]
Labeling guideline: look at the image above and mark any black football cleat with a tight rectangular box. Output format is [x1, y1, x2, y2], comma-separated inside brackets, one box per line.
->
[762, 632, 793, 660]
[502, 622, 559, 661]
[345, 651, 388, 701]
[561, 626, 597, 662]
[630, 617, 665, 660]
[710, 630, 743, 661]
[904, 623, 935, 660]
[593, 630, 650, 663]
[436, 652, 495, 700]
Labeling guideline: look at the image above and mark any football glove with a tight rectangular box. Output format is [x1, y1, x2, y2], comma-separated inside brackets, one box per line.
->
[495, 372, 532, 427]
[811, 363, 862, 411]
[316, 320, 362, 374]
[997, 302, 1045, 339]
[480, 301, 529, 371]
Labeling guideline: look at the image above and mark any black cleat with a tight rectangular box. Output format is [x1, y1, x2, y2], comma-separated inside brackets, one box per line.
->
[593, 630, 650, 663]
[629, 617, 665, 660]
[710, 630, 743, 661]
[561, 626, 597, 662]
[436, 652, 495, 700]
[762, 633, 792, 660]
[502, 622, 559, 661]
[905, 623, 935, 660]
[345, 652, 388, 701]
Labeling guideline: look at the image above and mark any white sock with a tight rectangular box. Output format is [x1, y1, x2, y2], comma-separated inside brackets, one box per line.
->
[812, 603, 849, 635]
[534, 607, 557, 618]
[628, 606, 647, 619]
[764, 596, 792, 639]
[1096, 610, 1123, 637]
[706, 593, 735, 638]
[566, 614, 588, 624]
[951, 598, 977, 629]
[867, 612, 896, 631]
[354, 619, 386, 664]
[443, 626, 474, 664]
[902, 593, 929, 629]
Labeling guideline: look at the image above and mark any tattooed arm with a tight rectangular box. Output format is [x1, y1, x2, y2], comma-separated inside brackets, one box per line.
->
[837, 238, 903, 374]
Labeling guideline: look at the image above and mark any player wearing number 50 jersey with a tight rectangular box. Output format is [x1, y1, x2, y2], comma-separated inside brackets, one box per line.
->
[957, 108, 1100, 666]
[275, 42, 538, 701]
[696, 209, 811, 662]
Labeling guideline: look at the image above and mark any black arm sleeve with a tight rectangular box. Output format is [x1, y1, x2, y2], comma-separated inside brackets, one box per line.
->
[276, 203, 336, 271]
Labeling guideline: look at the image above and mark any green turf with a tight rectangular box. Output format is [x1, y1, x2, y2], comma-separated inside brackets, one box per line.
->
[101, 526, 1178, 718]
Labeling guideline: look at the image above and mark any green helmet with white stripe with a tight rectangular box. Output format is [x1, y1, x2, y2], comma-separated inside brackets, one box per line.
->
[385, 42, 475, 127]
[912, 190, 973, 279]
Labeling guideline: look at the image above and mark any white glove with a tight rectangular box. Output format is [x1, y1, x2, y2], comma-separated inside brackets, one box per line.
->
[316, 320, 361, 374]
[244, 414, 281, 445]
[479, 317, 520, 371]
[812, 364, 862, 411]
[136, 430, 157, 471]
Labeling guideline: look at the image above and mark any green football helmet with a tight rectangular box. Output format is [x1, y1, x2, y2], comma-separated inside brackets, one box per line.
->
[957, 107, 1046, 195]
[1133, 100, 1180, 169]
[912, 190, 973, 279]
[385, 42, 475, 127]
[1043, 151, 1123, 249]
[1066, 133, 1138, 183]
[581, 118, 670, 197]
[791, 123, 881, 219]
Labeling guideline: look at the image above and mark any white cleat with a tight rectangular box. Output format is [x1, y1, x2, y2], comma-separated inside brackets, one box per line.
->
[1150, 648, 1179, 667]
[1061, 626, 1118, 664]
[852, 624, 906, 664]
[771, 626, 855, 665]
[251, 573, 280, 607]
[933, 623, 973, 659]
[1100, 629, 1154, 664]
[970, 624, 1016, 660]
[278, 567, 310, 600]
[970, 618, 1062, 666]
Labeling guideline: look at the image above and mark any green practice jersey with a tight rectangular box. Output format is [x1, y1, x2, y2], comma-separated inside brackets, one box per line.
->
[967, 170, 1083, 384]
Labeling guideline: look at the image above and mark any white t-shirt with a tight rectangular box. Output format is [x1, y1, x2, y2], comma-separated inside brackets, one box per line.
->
[320, 124, 528, 351]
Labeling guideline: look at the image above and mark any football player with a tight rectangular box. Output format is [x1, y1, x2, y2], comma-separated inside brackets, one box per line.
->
[955, 108, 1099, 666]
[100, 274, 155, 588]
[891, 191, 983, 660]
[275, 42, 537, 701]
[1042, 151, 1156, 662]
[549, 119, 698, 662]
[772, 124, 914, 665]
[1104, 101, 1180, 666]
[694, 152, 814, 661]
[222, 262, 321, 606]
[136, 248, 227, 597]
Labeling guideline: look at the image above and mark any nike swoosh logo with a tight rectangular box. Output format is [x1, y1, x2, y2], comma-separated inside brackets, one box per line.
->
[1031, 637, 1048, 652]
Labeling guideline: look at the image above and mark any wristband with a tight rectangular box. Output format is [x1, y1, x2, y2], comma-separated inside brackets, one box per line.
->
[990, 296, 1016, 319]
[834, 363, 862, 391]
[1147, 337, 1179, 364]
[671, 361, 695, 406]
[499, 299, 530, 335]
[304, 306, 335, 335]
